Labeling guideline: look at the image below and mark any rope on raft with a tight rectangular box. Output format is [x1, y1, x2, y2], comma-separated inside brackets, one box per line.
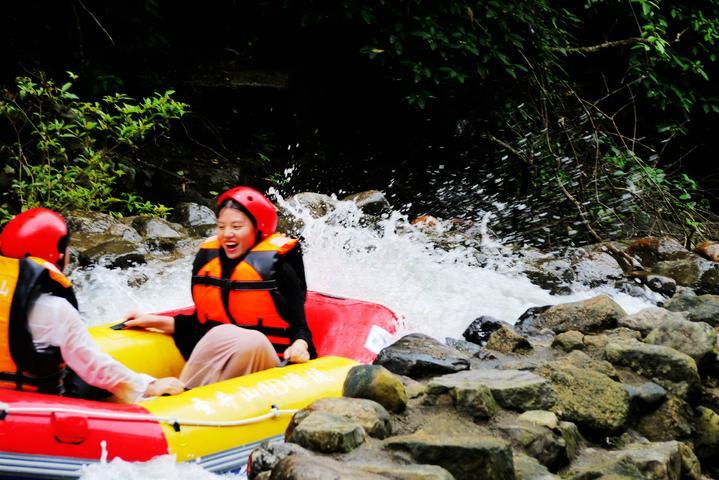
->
[0, 402, 298, 432]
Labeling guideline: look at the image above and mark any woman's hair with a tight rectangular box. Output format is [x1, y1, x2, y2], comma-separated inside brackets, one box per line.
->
[216, 199, 257, 228]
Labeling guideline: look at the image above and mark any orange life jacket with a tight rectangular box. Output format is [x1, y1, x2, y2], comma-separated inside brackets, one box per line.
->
[191, 233, 300, 355]
[0, 255, 77, 394]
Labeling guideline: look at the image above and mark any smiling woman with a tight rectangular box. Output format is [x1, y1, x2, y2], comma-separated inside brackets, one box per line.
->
[123, 186, 316, 388]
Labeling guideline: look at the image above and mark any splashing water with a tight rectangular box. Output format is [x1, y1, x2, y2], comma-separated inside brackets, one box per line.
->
[69, 190, 655, 478]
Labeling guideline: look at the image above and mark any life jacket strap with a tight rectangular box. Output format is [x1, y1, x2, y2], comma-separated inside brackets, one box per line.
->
[192, 276, 277, 291]
[0, 369, 64, 394]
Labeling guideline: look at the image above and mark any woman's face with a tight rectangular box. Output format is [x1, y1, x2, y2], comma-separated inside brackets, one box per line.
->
[216, 207, 257, 259]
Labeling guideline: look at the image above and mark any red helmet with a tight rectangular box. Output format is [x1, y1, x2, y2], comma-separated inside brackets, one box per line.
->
[217, 186, 278, 239]
[1, 208, 68, 265]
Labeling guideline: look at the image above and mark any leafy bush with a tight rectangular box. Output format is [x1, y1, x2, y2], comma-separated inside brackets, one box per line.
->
[0, 73, 186, 221]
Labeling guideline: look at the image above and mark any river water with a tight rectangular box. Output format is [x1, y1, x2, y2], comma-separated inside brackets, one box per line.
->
[73, 190, 656, 479]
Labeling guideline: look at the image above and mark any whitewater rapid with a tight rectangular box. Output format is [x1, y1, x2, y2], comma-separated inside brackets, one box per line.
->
[72, 191, 655, 479]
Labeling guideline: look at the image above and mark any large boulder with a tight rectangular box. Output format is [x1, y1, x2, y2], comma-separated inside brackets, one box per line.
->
[652, 257, 715, 287]
[618, 307, 688, 336]
[570, 249, 624, 287]
[566, 442, 684, 480]
[694, 407, 719, 470]
[77, 239, 147, 269]
[342, 190, 391, 215]
[605, 340, 701, 399]
[384, 432, 515, 480]
[354, 463, 455, 480]
[499, 421, 573, 471]
[374, 334, 470, 379]
[428, 369, 557, 412]
[625, 236, 691, 267]
[170, 202, 216, 228]
[286, 412, 365, 453]
[343, 365, 407, 413]
[463, 316, 511, 345]
[269, 456, 386, 480]
[644, 318, 717, 365]
[535, 363, 629, 436]
[518, 295, 626, 334]
[425, 376, 498, 420]
[285, 192, 337, 218]
[286, 397, 391, 440]
[247, 442, 311, 479]
[513, 453, 560, 480]
[637, 396, 694, 442]
[486, 326, 533, 355]
[131, 216, 185, 250]
[695, 241, 719, 262]
[663, 292, 719, 327]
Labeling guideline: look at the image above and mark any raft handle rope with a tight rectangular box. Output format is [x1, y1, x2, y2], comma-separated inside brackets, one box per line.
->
[0, 402, 297, 432]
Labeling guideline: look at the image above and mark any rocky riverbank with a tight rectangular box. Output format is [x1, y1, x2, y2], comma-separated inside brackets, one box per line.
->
[65, 191, 719, 479]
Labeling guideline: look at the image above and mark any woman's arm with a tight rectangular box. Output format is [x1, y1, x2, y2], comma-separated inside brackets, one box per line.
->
[28, 294, 184, 402]
[275, 259, 316, 362]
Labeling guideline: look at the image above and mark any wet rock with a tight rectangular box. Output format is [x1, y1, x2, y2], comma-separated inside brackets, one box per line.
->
[570, 250, 624, 287]
[247, 442, 311, 479]
[400, 375, 426, 399]
[581, 328, 643, 358]
[462, 316, 510, 345]
[384, 432, 515, 480]
[343, 365, 408, 413]
[644, 318, 717, 365]
[342, 190, 391, 215]
[618, 307, 688, 336]
[518, 411, 559, 430]
[374, 334, 470, 379]
[171, 202, 216, 227]
[556, 421, 582, 465]
[287, 397, 391, 440]
[567, 442, 683, 480]
[652, 257, 714, 287]
[131, 216, 185, 250]
[702, 386, 719, 414]
[487, 326, 533, 354]
[697, 266, 719, 294]
[637, 396, 694, 442]
[625, 382, 667, 411]
[694, 406, 719, 469]
[677, 442, 703, 480]
[66, 211, 142, 241]
[605, 340, 701, 399]
[551, 331, 585, 352]
[78, 240, 147, 269]
[564, 350, 618, 379]
[445, 337, 482, 356]
[520, 295, 626, 335]
[536, 362, 629, 435]
[663, 292, 719, 326]
[515, 306, 552, 333]
[513, 453, 559, 480]
[429, 369, 556, 412]
[425, 376, 498, 420]
[500, 422, 569, 471]
[629, 272, 677, 297]
[286, 412, 365, 453]
[523, 257, 575, 295]
[270, 455, 385, 480]
[355, 463, 455, 480]
[626, 236, 691, 267]
[286, 192, 337, 218]
[126, 272, 149, 288]
[695, 240, 719, 262]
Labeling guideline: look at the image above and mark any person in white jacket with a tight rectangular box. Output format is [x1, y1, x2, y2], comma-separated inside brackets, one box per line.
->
[0, 208, 184, 403]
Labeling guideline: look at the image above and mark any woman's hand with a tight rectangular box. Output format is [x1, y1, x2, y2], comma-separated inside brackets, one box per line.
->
[283, 339, 310, 364]
[144, 377, 185, 397]
[123, 312, 175, 334]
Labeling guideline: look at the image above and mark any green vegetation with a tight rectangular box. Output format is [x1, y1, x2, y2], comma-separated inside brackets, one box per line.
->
[0, 73, 186, 222]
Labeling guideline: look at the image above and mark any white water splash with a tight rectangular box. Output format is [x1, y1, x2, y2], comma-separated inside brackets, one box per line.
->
[80, 455, 242, 480]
